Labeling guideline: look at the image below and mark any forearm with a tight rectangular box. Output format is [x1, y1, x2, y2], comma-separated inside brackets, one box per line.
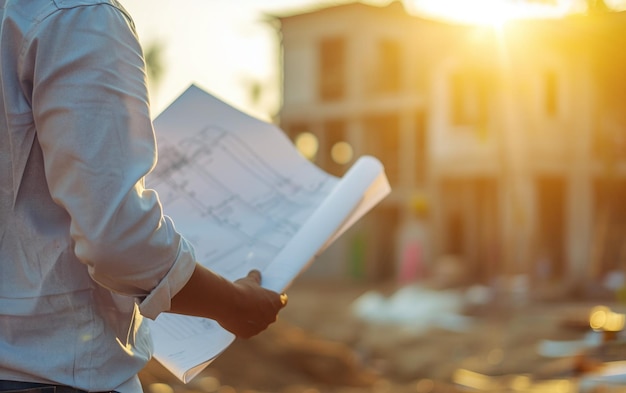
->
[169, 264, 237, 321]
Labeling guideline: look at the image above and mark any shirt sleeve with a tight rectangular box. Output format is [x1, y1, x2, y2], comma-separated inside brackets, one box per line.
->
[23, 3, 196, 319]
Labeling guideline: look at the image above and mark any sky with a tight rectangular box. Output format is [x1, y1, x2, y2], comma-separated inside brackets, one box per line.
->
[121, 0, 626, 120]
[122, 0, 358, 119]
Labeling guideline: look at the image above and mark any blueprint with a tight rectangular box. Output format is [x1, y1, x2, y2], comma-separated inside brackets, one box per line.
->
[145, 84, 390, 383]
[149, 124, 336, 283]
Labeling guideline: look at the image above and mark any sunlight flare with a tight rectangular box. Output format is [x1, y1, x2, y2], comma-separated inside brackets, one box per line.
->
[407, 0, 574, 26]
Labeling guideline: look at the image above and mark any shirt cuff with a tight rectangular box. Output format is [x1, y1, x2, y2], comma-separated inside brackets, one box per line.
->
[138, 238, 197, 320]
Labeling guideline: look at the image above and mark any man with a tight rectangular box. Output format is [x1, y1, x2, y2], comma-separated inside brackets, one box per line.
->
[0, 1, 286, 392]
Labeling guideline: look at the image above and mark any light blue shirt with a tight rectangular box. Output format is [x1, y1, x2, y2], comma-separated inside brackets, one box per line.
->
[0, 1, 197, 392]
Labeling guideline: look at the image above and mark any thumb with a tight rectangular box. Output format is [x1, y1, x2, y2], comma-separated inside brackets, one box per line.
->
[247, 269, 262, 284]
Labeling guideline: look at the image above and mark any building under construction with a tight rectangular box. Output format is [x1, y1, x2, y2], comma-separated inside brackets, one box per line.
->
[273, 2, 626, 291]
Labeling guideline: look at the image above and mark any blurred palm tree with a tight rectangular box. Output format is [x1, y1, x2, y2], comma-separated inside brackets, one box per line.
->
[582, 1, 626, 280]
[144, 40, 166, 91]
[241, 76, 280, 122]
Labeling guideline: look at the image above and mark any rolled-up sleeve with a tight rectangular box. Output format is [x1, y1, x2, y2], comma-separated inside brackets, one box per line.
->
[24, 3, 196, 319]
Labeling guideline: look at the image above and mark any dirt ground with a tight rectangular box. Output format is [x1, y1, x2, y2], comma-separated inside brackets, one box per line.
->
[138, 278, 626, 393]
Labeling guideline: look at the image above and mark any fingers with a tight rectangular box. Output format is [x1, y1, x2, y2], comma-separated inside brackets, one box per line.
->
[223, 269, 287, 339]
[244, 270, 285, 308]
[245, 270, 286, 306]
[240, 320, 265, 339]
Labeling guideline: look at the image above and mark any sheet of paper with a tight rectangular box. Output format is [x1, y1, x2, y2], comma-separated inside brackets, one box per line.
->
[148, 85, 339, 283]
[261, 156, 389, 292]
[148, 313, 234, 382]
[145, 85, 390, 382]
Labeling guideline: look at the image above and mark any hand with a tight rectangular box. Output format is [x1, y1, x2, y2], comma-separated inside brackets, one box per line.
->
[170, 265, 287, 339]
[216, 270, 287, 338]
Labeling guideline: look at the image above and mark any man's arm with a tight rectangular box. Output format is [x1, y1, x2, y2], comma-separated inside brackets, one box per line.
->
[171, 266, 286, 338]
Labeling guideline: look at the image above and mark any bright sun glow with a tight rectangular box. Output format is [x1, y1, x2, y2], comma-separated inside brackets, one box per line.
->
[408, 0, 572, 26]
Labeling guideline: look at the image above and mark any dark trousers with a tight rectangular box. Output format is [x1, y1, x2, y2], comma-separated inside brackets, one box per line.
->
[0, 381, 115, 393]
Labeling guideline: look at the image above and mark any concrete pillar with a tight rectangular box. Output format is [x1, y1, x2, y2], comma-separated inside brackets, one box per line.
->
[566, 60, 595, 286]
